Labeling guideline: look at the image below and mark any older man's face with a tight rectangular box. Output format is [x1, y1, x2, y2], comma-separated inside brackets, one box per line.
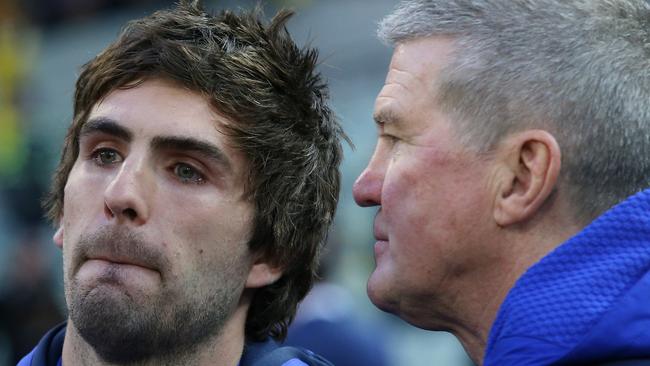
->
[56, 78, 255, 363]
[353, 38, 499, 327]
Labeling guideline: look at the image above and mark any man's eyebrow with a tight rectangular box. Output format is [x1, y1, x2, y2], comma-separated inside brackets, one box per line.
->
[151, 136, 232, 171]
[373, 108, 402, 127]
[80, 117, 133, 142]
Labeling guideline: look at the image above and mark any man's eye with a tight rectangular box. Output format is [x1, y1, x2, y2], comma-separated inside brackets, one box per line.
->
[174, 163, 205, 184]
[381, 134, 399, 143]
[92, 148, 122, 165]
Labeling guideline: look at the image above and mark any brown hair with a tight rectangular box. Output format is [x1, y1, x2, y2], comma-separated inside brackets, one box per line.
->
[44, 0, 346, 341]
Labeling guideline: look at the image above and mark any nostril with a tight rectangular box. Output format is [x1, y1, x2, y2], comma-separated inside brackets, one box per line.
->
[104, 202, 115, 218]
[123, 208, 138, 221]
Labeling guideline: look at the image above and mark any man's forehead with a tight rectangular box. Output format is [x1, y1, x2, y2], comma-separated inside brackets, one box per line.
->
[80, 79, 247, 170]
[389, 37, 456, 83]
[375, 38, 455, 125]
[86, 79, 227, 140]
[376, 37, 457, 123]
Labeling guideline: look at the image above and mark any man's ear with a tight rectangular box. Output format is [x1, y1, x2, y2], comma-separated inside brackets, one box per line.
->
[493, 130, 561, 227]
[245, 256, 284, 289]
[53, 224, 64, 250]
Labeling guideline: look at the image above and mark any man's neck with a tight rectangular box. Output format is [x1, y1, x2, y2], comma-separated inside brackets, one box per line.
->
[401, 219, 581, 365]
[62, 306, 248, 366]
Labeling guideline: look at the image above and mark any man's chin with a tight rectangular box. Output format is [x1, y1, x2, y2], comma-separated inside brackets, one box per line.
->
[69, 286, 159, 363]
[366, 270, 398, 314]
[66, 276, 232, 365]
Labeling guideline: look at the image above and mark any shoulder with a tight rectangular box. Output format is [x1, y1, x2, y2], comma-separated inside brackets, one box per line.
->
[240, 339, 333, 366]
[17, 322, 66, 366]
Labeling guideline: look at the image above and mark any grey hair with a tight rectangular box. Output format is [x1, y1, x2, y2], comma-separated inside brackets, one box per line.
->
[379, 0, 650, 221]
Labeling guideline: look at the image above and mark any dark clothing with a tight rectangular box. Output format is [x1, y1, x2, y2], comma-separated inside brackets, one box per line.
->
[285, 283, 390, 366]
[0, 279, 63, 365]
[18, 322, 333, 366]
[16, 323, 64, 366]
[485, 189, 650, 365]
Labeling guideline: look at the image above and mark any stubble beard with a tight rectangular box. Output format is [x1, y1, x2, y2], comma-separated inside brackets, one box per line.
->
[64, 228, 246, 364]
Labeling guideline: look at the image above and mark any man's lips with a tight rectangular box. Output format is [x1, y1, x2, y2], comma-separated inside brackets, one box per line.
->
[77, 257, 162, 289]
[373, 209, 388, 241]
[72, 227, 167, 282]
[373, 222, 388, 242]
[85, 255, 157, 272]
[78, 256, 162, 285]
[373, 212, 389, 259]
[373, 239, 388, 260]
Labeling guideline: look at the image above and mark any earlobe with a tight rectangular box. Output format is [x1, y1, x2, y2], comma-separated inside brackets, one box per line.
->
[245, 260, 284, 289]
[493, 130, 561, 226]
[53, 225, 64, 249]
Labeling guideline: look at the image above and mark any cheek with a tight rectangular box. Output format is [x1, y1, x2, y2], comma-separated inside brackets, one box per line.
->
[381, 149, 450, 226]
[159, 193, 254, 254]
[62, 168, 105, 235]
[381, 165, 439, 267]
[380, 148, 487, 258]
[166, 210, 254, 284]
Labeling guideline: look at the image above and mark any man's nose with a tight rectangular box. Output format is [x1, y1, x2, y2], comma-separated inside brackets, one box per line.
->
[353, 158, 383, 207]
[103, 159, 152, 225]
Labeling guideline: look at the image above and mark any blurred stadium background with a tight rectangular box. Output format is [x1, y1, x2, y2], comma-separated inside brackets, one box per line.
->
[0, 1, 473, 365]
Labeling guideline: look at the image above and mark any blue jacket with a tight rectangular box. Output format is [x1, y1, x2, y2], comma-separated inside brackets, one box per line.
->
[485, 189, 650, 365]
[18, 322, 332, 366]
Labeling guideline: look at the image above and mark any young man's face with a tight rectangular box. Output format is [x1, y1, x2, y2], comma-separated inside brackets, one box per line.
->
[56, 78, 259, 363]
